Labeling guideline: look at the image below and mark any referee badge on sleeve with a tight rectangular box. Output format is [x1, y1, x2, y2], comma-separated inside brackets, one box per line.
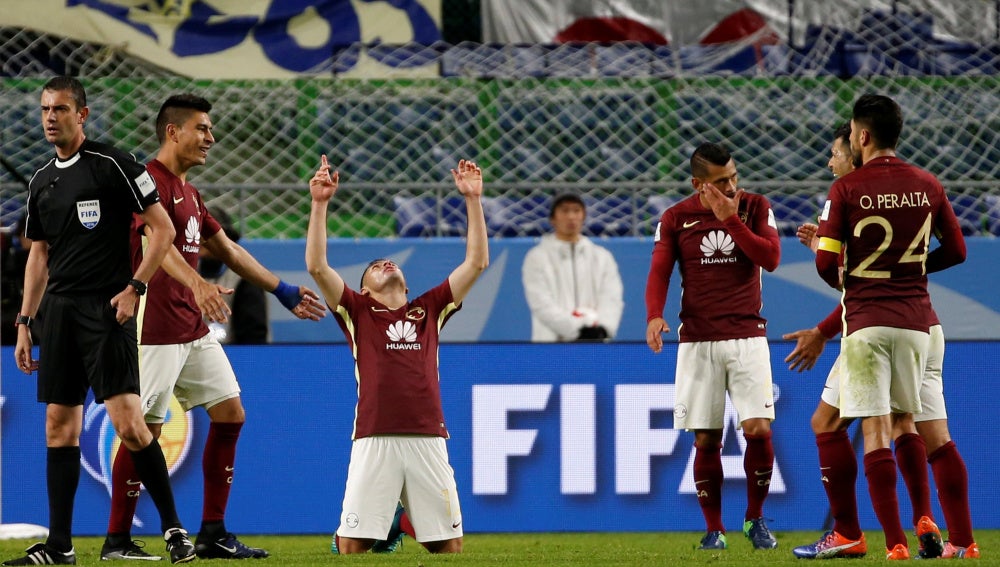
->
[135, 170, 156, 197]
[77, 199, 101, 229]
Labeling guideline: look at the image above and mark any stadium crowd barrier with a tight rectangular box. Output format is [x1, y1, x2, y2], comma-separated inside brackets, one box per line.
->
[2, 341, 997, 534]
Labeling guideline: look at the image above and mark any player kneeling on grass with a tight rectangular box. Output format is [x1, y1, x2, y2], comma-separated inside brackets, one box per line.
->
[306, 156, 488, 554]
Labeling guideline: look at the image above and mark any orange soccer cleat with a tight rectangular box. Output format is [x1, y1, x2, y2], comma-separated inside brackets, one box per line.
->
[886, 543, 911, 560]
[792, 530, 867, 559]
[916, 515, 944, 559]
[942, 541, 980, 559]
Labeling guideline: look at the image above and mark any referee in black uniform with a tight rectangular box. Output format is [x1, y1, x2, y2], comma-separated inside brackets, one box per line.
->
[6, 77, 196, 566]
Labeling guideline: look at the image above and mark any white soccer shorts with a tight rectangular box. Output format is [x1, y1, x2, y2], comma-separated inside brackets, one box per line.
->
[839, 326, 928, 419]
[674, 336, 775, 430]
[822, 324, 945, 422]
[138, 333, 240, 423]
[337, 435, 462, 543]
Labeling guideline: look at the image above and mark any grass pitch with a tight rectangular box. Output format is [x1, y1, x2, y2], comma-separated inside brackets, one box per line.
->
[0, 530, 994, 565]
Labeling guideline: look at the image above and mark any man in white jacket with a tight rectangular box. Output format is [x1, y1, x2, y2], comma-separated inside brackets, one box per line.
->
[522, 194, 624, 342]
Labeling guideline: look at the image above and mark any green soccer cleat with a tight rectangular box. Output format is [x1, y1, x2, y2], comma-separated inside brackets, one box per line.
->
[698, 531, 727, 550]
[743, 517, 778, 550]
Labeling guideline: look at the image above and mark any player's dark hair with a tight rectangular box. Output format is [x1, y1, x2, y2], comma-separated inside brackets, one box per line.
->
[42, 76, 86, 110]
[833, 122, 851, 145]
[833, 121, 862, 169]
[690, 142, 731, 178]
[852, 94, 902, 150]
[156, 93, 213, 144]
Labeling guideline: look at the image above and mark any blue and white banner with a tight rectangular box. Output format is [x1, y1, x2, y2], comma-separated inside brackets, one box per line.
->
[247, 236, 1000, 343]
[481, 0, 980, 46]
[4, 0, 441, 78]
[2, 342, 997, 534]
[481, 0, 778, 45]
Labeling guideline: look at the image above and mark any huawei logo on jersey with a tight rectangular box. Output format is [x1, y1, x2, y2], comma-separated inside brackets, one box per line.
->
[182, 216, 201, 254]
[386, 320, 420, 350]
[699, 230, 737, 265]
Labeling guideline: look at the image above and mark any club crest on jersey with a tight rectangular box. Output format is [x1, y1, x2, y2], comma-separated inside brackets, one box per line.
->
[406, 307, 426, 321]
[76, 199, 100, 229]
[386, 320, 420, 350]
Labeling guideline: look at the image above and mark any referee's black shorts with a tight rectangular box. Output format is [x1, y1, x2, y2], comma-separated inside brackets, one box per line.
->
[36, 292, 140, 405]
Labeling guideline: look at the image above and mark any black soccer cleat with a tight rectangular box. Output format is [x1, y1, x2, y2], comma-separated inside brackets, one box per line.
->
[195, 532, 269, 559]
[163, 528, 195, 564]
[100, 537, 162, 561]
[2, 542, 76, 565]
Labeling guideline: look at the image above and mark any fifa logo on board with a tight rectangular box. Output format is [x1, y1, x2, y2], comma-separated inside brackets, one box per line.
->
[80, 394, 193, 528]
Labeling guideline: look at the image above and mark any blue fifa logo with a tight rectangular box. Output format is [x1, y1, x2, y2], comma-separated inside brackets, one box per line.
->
[80, 393, 193, 528]
[76, 199, 101, 229]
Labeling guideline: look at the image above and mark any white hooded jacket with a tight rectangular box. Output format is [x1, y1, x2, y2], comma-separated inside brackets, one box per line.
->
[521, 234, 624, 342]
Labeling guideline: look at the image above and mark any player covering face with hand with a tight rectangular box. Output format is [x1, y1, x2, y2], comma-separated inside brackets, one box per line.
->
[645, 143, 781, 552]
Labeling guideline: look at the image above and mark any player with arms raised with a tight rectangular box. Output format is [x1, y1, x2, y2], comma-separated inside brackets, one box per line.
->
[813, 94, 966, 560]
[306, 156, 488, 554]
[645, 143, 781, 551]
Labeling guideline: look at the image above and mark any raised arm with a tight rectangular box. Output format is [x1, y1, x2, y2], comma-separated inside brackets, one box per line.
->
[447, 159, 489, 304]
[306, 155, 345, 308]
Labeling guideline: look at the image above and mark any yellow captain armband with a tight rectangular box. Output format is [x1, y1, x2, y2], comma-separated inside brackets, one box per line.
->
[817, 237, 843, 254]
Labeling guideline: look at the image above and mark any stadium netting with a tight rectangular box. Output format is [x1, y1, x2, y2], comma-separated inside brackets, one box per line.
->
[2, 3, 999, 238]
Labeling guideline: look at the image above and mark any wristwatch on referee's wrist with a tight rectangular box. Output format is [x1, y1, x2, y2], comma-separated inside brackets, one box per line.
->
[128, 278, 147, 296]
[14, 312, 33, 328]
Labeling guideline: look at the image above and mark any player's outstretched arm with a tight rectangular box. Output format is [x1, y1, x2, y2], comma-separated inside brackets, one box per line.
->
[782, 327, 827, 372]
[156, 237, 233, 323]
[202, 231, 325, 321]
[306, 155, 345, 308]
[448, 159, 489, 304]
[796, 222, 819, 252]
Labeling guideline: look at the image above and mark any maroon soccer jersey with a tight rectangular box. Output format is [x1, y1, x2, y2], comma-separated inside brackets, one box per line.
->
[132, 159, 222, 345]
[645, 192, 780, 342]
[816, 157, 964, 335]
[334, 279, 460, 439]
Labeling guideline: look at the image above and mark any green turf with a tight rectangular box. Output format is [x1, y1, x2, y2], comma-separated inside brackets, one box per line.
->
[0, 530, 994, 565]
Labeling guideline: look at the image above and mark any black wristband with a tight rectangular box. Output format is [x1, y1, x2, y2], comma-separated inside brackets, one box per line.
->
[15, 313, 33, 328]
[128, 278, 147, 296]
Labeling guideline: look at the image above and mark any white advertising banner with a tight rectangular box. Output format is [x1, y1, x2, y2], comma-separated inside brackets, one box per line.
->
[2, 0, 442, 78]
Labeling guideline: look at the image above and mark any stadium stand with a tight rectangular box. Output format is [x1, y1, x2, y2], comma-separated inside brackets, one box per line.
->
[2, 3, 998, 238]
[984, 194, 1000, 236]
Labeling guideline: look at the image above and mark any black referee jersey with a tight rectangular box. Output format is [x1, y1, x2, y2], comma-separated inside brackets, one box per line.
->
[25, 139, 160, 296]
